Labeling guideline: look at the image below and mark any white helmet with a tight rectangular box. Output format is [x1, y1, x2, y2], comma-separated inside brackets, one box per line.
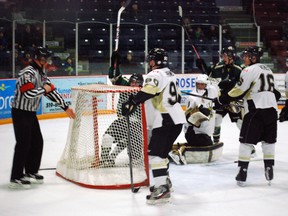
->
[196, 74, 209, 85]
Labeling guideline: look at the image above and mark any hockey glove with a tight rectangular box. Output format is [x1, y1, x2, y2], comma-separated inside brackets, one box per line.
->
[122, 95, 137, 117]
[218, 79, 234, 92]
[273, 88, 281, 102]
[213, 97, 223, 110]
[279, 100, 288, 122]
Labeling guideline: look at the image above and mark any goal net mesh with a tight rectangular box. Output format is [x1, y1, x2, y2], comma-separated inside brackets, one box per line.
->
[56, 84, 149, 189]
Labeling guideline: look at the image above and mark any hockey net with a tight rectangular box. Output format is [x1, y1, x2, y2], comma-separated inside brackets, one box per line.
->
[56, 84, 149, 189]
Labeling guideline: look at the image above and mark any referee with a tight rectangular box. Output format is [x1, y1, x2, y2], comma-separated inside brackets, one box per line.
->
[9, 47, 75, 189]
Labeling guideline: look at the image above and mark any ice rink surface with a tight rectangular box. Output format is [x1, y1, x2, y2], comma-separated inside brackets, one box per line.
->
[0, 115, 288, 216]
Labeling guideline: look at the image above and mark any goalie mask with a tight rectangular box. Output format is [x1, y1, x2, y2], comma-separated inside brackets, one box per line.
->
[146, 48, 168, 68]
[129, 73, 144, 87]
[196, 74, 208, 95]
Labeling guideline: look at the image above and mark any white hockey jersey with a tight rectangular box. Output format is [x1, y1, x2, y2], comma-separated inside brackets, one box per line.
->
[228, 63, 278, 113]
[185, 85, 218, 136]
[142, 67, 186, 129]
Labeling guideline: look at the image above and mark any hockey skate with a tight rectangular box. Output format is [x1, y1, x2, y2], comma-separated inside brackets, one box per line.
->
[150, 176, 173, 193]
[168, 151, 181, 165]
[9, 177, 31, 189]
[178, 150, 187, 165]
[146, 184, 171, 205]
[24, 173, 44, 184]
[235, 167, 247, 187]
[265, 166, 273, 185]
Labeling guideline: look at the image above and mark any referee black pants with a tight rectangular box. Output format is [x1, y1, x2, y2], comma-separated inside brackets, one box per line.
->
[10, 108, 43, 180]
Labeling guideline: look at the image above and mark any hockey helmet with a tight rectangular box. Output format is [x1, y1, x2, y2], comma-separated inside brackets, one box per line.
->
[34, 46, 52, 60]
[129, 73, 144, 87]
[196, 74, 209, 85]
[242, 46, 263, 63]
[221, 46, 237, 60]
[146, 48, 168, 67]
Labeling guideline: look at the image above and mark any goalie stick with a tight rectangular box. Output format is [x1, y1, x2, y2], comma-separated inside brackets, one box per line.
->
[126, 116, 140, 193]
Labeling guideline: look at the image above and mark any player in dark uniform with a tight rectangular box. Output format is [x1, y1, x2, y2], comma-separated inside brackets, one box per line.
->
[101, 51, 144, 167]
[196, 46, 243, 144]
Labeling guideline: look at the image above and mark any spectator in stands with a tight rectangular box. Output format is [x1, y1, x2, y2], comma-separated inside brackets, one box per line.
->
[0, 30, 9, 66]
[282, 18, 288, 40]
[63, 57, 75, 76]
[207, 25, 219, 41]
[221, 19, 236, 46]
[182, 17, 194, 38]
[20, 24, 36, 50]
[194, 26, 205, 41]
[20, 50, 33, 69]
[128, 2, 142, 21]
[10, 3, 25, 22]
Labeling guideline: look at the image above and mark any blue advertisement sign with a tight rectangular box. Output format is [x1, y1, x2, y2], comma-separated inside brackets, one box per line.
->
[0, 80, 15, 119]
[42, 76, 107, 114]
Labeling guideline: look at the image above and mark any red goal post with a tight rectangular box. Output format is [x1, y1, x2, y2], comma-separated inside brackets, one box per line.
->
[56, 84, 149, 189]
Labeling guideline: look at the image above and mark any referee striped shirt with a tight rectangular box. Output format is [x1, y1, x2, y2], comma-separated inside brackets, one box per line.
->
[12, 61, 68, 112]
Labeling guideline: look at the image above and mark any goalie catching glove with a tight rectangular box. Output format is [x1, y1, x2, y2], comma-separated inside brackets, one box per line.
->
[185, 105, 211, 128]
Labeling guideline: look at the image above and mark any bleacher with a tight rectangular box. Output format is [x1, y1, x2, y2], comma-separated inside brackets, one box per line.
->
[0, 0, 287, 78]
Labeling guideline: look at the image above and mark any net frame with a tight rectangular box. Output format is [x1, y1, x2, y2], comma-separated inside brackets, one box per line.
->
[56, 84, 149, 189]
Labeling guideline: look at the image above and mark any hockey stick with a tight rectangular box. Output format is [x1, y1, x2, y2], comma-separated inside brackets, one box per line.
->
[181, 91, 215, 101]
[126, 116, 140, 193]
[181, 91, 244, 109]
[114, 0, 132, 51]
[203, 158, 262, 166]
[39, 167, 56, 171]
[178, 5, 200, 59]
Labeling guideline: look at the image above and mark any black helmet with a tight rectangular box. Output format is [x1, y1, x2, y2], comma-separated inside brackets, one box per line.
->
[242, 46, 263, 63]
[34, 46, 52, 60]
[147, 48, 168, 67]
[221, 46, 236, 60]
[129, 73, 144, 86]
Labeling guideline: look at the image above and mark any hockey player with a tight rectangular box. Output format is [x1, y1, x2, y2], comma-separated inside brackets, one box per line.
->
[108, 51, 129, 85]
[169, 74, 218, 165]
[196, 46, 243, 144]
[214, 46, 281, 186]
[279, 71, 288, 122]
[100, 73, 144, 167]
[9, 47, 75, 189]
[122, 48, 186, 204]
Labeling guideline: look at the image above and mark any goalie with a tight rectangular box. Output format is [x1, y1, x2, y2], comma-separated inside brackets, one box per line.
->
[169, 74, 222, 165]
[101, 53, 144, 167]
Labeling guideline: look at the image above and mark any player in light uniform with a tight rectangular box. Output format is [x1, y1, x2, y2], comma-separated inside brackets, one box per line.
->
[122, 48, 186, 204]
[169, 74, 218, 164]
[214, 46, 281, 186]
[279, 71, 288, 122]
